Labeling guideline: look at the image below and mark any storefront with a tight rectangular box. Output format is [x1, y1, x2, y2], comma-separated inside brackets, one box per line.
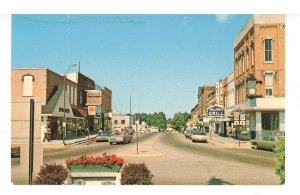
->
[41, 86, 88, 140]
[233, 97, 285, 140]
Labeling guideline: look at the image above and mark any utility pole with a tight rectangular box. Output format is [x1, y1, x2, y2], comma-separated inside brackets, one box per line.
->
[129, 96, 131, 129]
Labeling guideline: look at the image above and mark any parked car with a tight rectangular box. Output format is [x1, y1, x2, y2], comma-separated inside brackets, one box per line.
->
[250, 136, 276, 151]
[122, 128, 134, 135]
[95, 131, 112, 142]
[109, 132, 133, 145]
[186, 130, 196, 139]
[191, 131, 208, 142]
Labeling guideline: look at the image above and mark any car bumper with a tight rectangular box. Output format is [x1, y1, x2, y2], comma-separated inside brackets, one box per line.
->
[96, 137, 109, 141]
[191, 138, 207, 142]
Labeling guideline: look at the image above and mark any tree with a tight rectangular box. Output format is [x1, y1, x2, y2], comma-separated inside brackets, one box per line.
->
[170, 112, 191, 131]
[139, 112, 167, 130]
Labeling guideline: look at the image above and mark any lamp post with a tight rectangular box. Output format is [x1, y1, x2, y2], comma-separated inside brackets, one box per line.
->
[63, 63, 77, 145]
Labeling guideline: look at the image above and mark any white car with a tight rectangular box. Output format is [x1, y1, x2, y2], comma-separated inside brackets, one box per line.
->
[191, 131, 208, 142]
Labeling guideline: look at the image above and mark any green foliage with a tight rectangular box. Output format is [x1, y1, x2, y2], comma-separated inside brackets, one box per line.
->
[33, 163, 69, 185]
[140, 112, 167, 130]
[121, 163, 154, 185]
[274, 137, 285, 184]
[170, 112, 191, 131]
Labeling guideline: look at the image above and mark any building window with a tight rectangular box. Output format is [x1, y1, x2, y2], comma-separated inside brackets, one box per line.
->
[265, 73, 273, 96]
[74, 87, 77, 106]
[251, 42, 254, 66]
[114, 120, 118, 124]
[22, 75, 34, 96]
[264, 39, 272, 62]
[246, 48, 249, 69]
[121, 120, 125, 124]
[242, 54, 245, 72]
[262, 112, 279, 131]
[80, 90, 83, 106]
[70, 86, 73, 105]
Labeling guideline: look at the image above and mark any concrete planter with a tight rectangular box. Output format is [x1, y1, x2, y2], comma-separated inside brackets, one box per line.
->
[68, 164, 122, 173]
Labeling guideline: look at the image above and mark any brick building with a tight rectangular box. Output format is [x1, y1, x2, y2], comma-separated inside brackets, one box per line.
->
[233, 14, 285, 139]
[11, 68, 83, 140]
[197, 85, 215, 131]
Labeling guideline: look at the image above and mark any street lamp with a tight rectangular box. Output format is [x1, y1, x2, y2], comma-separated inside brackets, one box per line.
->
[63, 63, 77, 145]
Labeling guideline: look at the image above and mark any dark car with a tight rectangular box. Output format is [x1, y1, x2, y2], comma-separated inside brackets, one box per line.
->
[95, 131, 112, 142]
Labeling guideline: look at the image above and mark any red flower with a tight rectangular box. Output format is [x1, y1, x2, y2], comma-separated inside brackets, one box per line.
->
[65, 153, 125, 168]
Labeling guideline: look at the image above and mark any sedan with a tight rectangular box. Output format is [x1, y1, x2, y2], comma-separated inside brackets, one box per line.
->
[250, 136, 276, 151]
[109, 132, 132, 145]
[95, 131, 112, 142]
[190, 131, 208, 143]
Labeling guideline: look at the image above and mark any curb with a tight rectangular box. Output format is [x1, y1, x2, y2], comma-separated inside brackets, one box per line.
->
[43, 136, 97, 150]
[207, 139, 251, 150]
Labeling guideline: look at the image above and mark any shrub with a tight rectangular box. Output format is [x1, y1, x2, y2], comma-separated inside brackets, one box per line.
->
[33, 163, 69, 185]
[274, 137, 285, 184]
[121, 162, 154, 185]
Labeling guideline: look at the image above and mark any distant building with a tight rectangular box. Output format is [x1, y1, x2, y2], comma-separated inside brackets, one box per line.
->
[222, 72, 235, 136]
[110, 113, 134, 132]
[197, 85, 215, 131]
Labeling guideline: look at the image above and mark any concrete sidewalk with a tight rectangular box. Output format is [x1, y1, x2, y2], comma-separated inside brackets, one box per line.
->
[207, 134, 251, 149]
[43, 134, 97, 149]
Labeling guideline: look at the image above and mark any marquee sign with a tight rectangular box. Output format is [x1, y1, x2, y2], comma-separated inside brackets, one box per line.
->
[207, 106, 224, 117]
[86, 90, 101, 105]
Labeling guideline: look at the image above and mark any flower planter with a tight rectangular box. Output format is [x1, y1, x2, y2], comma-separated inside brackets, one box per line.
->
[68, 164, 122, 173]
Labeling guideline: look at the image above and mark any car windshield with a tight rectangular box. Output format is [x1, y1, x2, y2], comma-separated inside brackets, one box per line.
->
[193, 131, 206, 135]
[99, 132, 111, 136]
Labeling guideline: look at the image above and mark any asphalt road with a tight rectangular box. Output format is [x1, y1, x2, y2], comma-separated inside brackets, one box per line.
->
[11, 132, 280, 185]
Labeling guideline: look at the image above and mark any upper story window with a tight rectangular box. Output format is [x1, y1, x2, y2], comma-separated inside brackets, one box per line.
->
[121, 120, 126, 124]
[264, 72, 274, 96]
[264, 38, 273, 62]
[22, 74, 34, 97]
[74, 87, 77, 106]
[79, 90, 83, 106]
[246, 46, 249, 69]
[250, 40, 255, 66]
[114, 120, 118, 124]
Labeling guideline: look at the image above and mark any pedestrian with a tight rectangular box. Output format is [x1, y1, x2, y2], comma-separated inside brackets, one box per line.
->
[43, 125, 50, 142]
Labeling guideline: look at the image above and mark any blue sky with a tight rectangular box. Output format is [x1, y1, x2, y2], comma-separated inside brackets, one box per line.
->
[12, 14, 252, 118]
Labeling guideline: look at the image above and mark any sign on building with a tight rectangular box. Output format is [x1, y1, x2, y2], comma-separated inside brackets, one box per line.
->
[88, 106, 96, 116]
[86, 90, 101, 105]
[207, 106, 224, 117]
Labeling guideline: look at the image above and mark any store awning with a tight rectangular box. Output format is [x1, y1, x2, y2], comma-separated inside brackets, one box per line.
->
[73, 108, 88, 118]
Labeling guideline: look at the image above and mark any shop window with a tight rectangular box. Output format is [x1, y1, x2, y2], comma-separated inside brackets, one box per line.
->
[261, 112, 279, 131]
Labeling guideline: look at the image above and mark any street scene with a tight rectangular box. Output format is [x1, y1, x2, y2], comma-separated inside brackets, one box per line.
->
[10, 14, 285, 186]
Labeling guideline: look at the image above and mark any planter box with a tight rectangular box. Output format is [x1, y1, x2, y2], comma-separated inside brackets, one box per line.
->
[68, 164, 122, 173]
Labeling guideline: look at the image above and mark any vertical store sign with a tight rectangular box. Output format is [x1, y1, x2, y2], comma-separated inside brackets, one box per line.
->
[86, 90, 101, 116]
